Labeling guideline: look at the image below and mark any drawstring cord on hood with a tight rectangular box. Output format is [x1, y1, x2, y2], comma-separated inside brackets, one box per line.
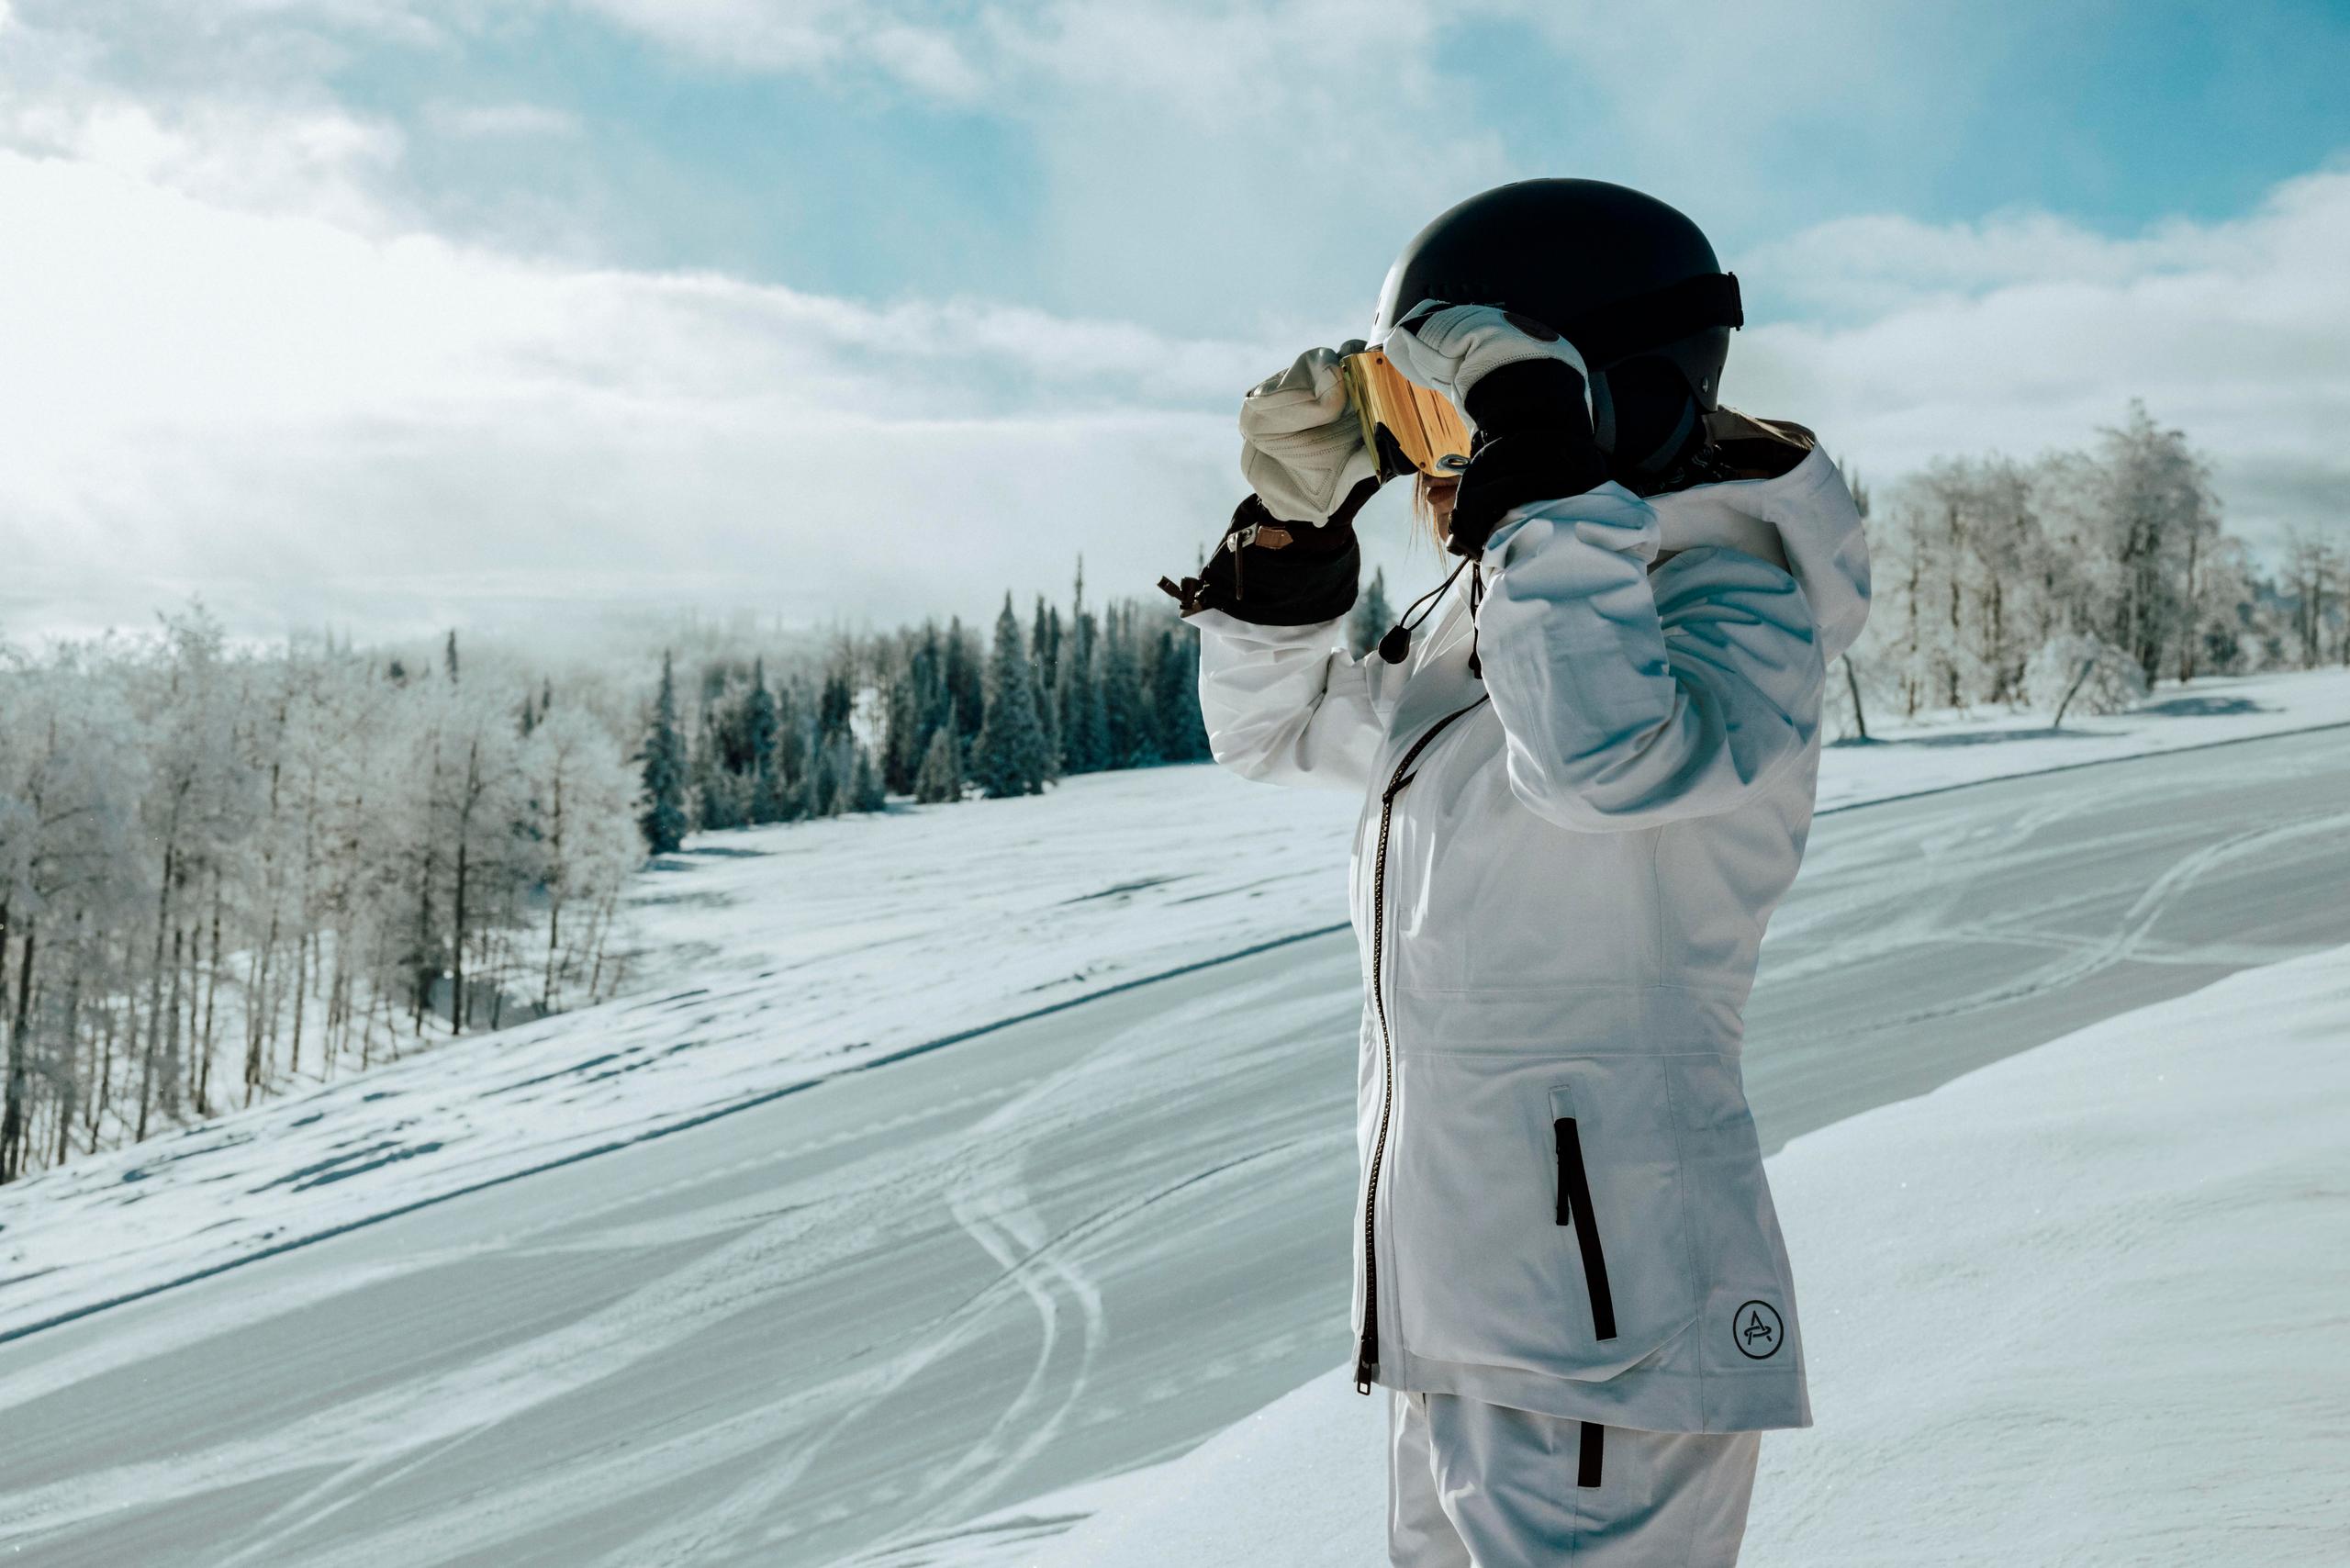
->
[1377, 559, 1470, 666]
[1467, 566, 1484, 680]
[1375, 557, 1486, 681]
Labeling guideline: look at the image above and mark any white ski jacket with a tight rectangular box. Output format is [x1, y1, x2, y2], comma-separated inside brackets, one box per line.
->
[1192, 437, 1869, 1432]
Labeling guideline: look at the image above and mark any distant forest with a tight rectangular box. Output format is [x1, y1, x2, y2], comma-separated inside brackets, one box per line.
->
[634, 564, 1209, 853]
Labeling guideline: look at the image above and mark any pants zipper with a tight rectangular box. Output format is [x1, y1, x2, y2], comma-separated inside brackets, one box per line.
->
[1354, 697, 1488, 1395]
[1577, 1422, 1605, 1489]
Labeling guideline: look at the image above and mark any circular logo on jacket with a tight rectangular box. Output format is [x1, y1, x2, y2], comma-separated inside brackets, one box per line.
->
[1732, 1300, 1784, 1360]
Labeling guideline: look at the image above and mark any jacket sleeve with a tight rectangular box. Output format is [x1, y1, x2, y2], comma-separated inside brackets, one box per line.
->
[1474, 486, 1823, 831]
[1189, 609, 1385, 792]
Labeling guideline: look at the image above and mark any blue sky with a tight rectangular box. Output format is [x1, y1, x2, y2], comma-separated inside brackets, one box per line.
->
[3, 0, 2346, 639]
[319, 1, 2350, 319]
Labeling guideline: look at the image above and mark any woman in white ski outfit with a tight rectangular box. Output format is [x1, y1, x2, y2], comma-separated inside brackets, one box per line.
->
[1165, 182, 1871, 1565]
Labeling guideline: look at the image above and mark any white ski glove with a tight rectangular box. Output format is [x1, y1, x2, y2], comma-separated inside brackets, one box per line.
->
[1376, 303, 1591, 423]
[1238, 341, 1379, 526]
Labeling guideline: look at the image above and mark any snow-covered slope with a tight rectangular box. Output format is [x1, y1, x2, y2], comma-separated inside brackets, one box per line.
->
[3, 666, 2345, 1342]
[1813, 663, 2350, 811]
[0, 766, 1356, 1338]
[941, 942, 2350, 1568]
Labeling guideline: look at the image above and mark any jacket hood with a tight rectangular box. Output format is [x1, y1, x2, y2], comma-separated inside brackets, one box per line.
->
[1652, 443, 1872, 664]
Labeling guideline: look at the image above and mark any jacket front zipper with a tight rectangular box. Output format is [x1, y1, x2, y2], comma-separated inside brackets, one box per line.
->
[1354, 696, 1489, 1395]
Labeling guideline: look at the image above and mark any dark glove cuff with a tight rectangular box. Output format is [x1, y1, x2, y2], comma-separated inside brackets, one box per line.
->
[1449, 360, 1608, 558]
[1462, 357, 1595, 437]
[1161, 479, 1373, 625]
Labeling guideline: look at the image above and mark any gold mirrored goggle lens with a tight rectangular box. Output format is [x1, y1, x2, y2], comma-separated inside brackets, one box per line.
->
[1340, 348, 1472, 480]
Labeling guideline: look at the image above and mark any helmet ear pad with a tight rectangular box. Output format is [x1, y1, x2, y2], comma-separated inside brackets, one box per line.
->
[1595, 352, 1704, 487]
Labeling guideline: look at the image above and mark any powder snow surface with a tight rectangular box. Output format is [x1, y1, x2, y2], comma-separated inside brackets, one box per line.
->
[2, 666, 2345, 1342]
[931, 941, 2350, 1568]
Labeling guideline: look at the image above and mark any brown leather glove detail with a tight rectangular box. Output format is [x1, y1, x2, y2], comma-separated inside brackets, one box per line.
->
[1160, 477, 1379, 625]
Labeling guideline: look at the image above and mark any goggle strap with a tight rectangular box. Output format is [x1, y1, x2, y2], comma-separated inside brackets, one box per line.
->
[1558, 272, 1742, 370]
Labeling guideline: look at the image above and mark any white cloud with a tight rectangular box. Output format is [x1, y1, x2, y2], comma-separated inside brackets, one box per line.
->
[422, 101, 582, 140]
[0, 7, 410, 233]
[0, 140, 1280, 644]
[1726, 166, 2350, 550]
[563, 0, 985, 99]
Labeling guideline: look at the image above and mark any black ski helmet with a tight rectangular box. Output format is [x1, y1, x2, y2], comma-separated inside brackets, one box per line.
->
[1373, 179, 1743, 482]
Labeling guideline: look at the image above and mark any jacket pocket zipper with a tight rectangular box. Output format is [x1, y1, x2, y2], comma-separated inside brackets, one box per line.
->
[1353, 696, 1488, 1395]
[1553, 1116, 1619, 1342]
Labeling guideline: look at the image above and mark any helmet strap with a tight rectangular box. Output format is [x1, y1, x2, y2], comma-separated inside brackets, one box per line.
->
[1587, 371, 1617, 460]
[1600, 356, 1705, 490]
[1557, 272, 1743, 367]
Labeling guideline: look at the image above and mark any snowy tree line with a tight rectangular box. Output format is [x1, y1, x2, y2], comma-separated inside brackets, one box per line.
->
[0, 569, 1207, 1182]
[634, 565, 1207, 849]
[1833, 402, 2347, 737]
[0, 616, 642, 1184]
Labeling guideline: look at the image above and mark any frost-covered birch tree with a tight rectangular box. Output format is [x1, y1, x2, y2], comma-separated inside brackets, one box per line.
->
[0, 619, 642, 1183]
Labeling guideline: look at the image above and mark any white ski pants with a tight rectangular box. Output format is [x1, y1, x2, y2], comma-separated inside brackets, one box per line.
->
[1389, 1391, 1760, 1567]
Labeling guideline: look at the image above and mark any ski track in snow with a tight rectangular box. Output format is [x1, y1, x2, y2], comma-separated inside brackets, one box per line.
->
[1866, 808, 2350, 1026]
[925, 1058, 1114, 1534]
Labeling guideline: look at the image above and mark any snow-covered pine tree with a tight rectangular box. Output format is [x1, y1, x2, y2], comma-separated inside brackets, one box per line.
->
[1057, 566, 1106, 774]
[1348, 566, 1394, 658]
[1053, 650, 1090, 775]
[1149, 623, 1206, 760]
[743, 659, 785, 824]
[1033, 597, 1064, 780]
[818, 665, 854, 744]
[973, 594, 1050, 798]
[881, 668, 923, 796]
[914, 701, 964, 803]
[1032, 596, 1060, 690]
[944, 619, 983, 745]
[848, 745, 886, 812]
[636, 651, 688, 856]
[1128, 622, 1165, 767]
[776, 677, 811, 819]
[818, 736, 852, 816]
[690, 698, 737, 831]
[805, 733, 840, 819]
[905, 622, 949, 779]
[1081, 659, 1111, 773]
[1099, 603, 1147, 768]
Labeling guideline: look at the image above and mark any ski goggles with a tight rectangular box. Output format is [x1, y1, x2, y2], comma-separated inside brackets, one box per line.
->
[1340, 347, 1473, 481]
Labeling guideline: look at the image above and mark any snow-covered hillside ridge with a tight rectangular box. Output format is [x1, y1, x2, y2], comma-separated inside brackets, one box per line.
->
[920, 940, 2350, 1568]
[2, 666, 2346, 1341]
[1811, 663, 2350, 811]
